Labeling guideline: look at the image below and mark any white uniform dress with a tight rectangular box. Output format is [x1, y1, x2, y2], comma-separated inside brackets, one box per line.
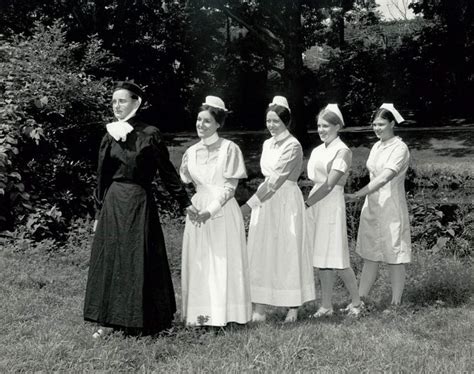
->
[356, 136, 411, 264]
[306, 137, 351, 269]
[180, 134, 251, 326]
[246, 130, 315, 307]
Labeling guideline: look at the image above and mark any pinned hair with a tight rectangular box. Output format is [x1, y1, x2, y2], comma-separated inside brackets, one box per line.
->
[113, 81, 144, 100]
[318, 108, 344, 128]
[266, 104, 292, 128]
[371, 108, 397, 124]
[199, 105, 227, 126]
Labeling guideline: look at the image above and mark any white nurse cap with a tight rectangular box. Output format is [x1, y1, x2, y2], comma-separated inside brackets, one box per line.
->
[325, 103, 344, 126]
[380, 103, 404, 123]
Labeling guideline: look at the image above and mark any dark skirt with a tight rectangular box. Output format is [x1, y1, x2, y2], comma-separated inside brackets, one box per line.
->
[84, 181, 176, 332]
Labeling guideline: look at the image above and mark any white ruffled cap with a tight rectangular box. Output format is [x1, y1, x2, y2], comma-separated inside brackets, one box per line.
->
[380, 103, 404, 123]
[202, 95, 228, 112]
[325, 103, 344, 126]
[269, 96, 290, 112]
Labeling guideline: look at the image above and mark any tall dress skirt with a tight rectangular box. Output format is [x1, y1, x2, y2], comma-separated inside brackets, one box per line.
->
[181, 184, 251, 326]
[306, 184, 350, 269]
[84, 181, 176, 331]
[247, 181, 315, 306]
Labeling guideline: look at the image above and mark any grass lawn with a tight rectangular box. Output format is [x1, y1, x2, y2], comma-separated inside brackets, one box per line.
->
[1, 218, 473, 373]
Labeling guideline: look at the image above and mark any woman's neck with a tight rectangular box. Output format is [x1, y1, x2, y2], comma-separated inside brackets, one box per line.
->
[380, 134, 395, 143]
[325, 135, 338, 147]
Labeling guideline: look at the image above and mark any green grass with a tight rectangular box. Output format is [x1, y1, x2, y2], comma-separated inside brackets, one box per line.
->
[1, 219, 473, 373]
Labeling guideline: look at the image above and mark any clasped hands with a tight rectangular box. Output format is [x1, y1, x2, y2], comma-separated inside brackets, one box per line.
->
[344, 193, 359, 203]
[186, 205, 211, 226]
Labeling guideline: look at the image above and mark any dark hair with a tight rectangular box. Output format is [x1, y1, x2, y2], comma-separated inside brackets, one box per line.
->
[266, 104, 292, 128]
[199, 105, 227, 126]
[317, 108, 344, 128]
[113, 81, 144, 99]
[371, 108, 397, 124]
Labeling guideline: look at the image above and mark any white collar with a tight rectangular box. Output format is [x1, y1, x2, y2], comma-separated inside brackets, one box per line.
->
[325, 136, 342, 149]
[200, 132, 219, 146]
[273, 129, 290, 143]
[379, 136, 399, 149]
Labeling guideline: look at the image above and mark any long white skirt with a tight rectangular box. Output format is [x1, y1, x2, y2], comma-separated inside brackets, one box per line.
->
[247, 181, 315, 306]
[306, 185, 350, 269]
[182, 186, 251, 326]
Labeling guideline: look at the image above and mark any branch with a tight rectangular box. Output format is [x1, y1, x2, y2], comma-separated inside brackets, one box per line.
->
[389, 0, 408, 20]
[217, 1, 283, 50]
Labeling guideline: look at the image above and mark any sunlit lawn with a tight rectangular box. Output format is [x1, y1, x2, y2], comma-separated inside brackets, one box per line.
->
[1, 216, 473, 372]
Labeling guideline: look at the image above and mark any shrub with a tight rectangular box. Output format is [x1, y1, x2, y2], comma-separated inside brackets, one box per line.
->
[0, 20, 114, 230]
[16, 202, 67, 243]
[409, 197, 473, 257]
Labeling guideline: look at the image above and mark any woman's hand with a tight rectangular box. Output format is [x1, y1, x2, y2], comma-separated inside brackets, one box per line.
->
[186, 205, 199, 224]
[240, 204, 251, 217]
[196, 210, 211, 225]
[93, 220, 98, 232]
[345, 193, 359, 203]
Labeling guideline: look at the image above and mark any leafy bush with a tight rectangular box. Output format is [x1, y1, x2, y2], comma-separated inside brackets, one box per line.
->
[409, 197, 473, 257]
[21, 203, 68, 242]
[0, 20, 114, 230]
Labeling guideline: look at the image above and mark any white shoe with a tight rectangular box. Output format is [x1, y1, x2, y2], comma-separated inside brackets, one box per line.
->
[312, 307, 334, 318]
[340, 301, 365, 316]
[284, 309, 298, 323]
[92, 328, 110, 339]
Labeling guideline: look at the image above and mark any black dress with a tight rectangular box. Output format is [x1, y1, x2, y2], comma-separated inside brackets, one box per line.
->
[83, 117, 190, 333]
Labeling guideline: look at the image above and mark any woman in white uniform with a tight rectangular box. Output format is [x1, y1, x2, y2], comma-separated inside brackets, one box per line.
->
[346, 103, 411, 306]
[306, 104, 362, 317]
[241, 96, 315, 323]
[180, 96, 251, 326]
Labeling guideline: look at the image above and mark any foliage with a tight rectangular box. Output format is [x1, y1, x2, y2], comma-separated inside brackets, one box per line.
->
[19, 203, 68, 243]
[0, 21, 113, 230]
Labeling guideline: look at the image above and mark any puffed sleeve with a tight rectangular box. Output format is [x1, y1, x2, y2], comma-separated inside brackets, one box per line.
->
[151, 130, 191, 212]
[94, 133, 113, 219]
[205, 141, 246, 218]
[223, 141, 247, 179]
[384, 142, 409, 174]
[330, 148, 352, 173]
[179, 149, 193, 184]
[247, 140, 302, 207]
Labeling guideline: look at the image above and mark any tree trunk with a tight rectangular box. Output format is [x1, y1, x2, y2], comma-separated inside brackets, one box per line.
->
[283, 0, 309, 147]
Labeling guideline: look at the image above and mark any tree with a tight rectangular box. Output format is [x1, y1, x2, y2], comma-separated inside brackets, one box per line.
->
[386, 0, 414, 20]
[185, 0, 366, 145]
[410, 0, 474, 117]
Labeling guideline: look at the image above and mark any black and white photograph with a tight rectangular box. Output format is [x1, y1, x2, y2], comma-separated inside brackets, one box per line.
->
[0, 0, 472, 372]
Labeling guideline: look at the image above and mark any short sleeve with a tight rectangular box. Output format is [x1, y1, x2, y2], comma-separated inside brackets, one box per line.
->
[223, 141, 247, 179]
[385, 142, 409, 173]
[331, 148, 352, 173]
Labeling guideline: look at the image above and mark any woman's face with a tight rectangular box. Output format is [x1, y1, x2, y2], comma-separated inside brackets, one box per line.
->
[317, 117, 339, 144]
[266, 111, 287, 137]
[372, 116, 395, 141]
[196, 110, 219, 139]
[112, 89, 138, 120]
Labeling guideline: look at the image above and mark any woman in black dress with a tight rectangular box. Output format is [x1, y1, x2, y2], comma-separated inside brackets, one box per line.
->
[84, 81, 191, 337]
